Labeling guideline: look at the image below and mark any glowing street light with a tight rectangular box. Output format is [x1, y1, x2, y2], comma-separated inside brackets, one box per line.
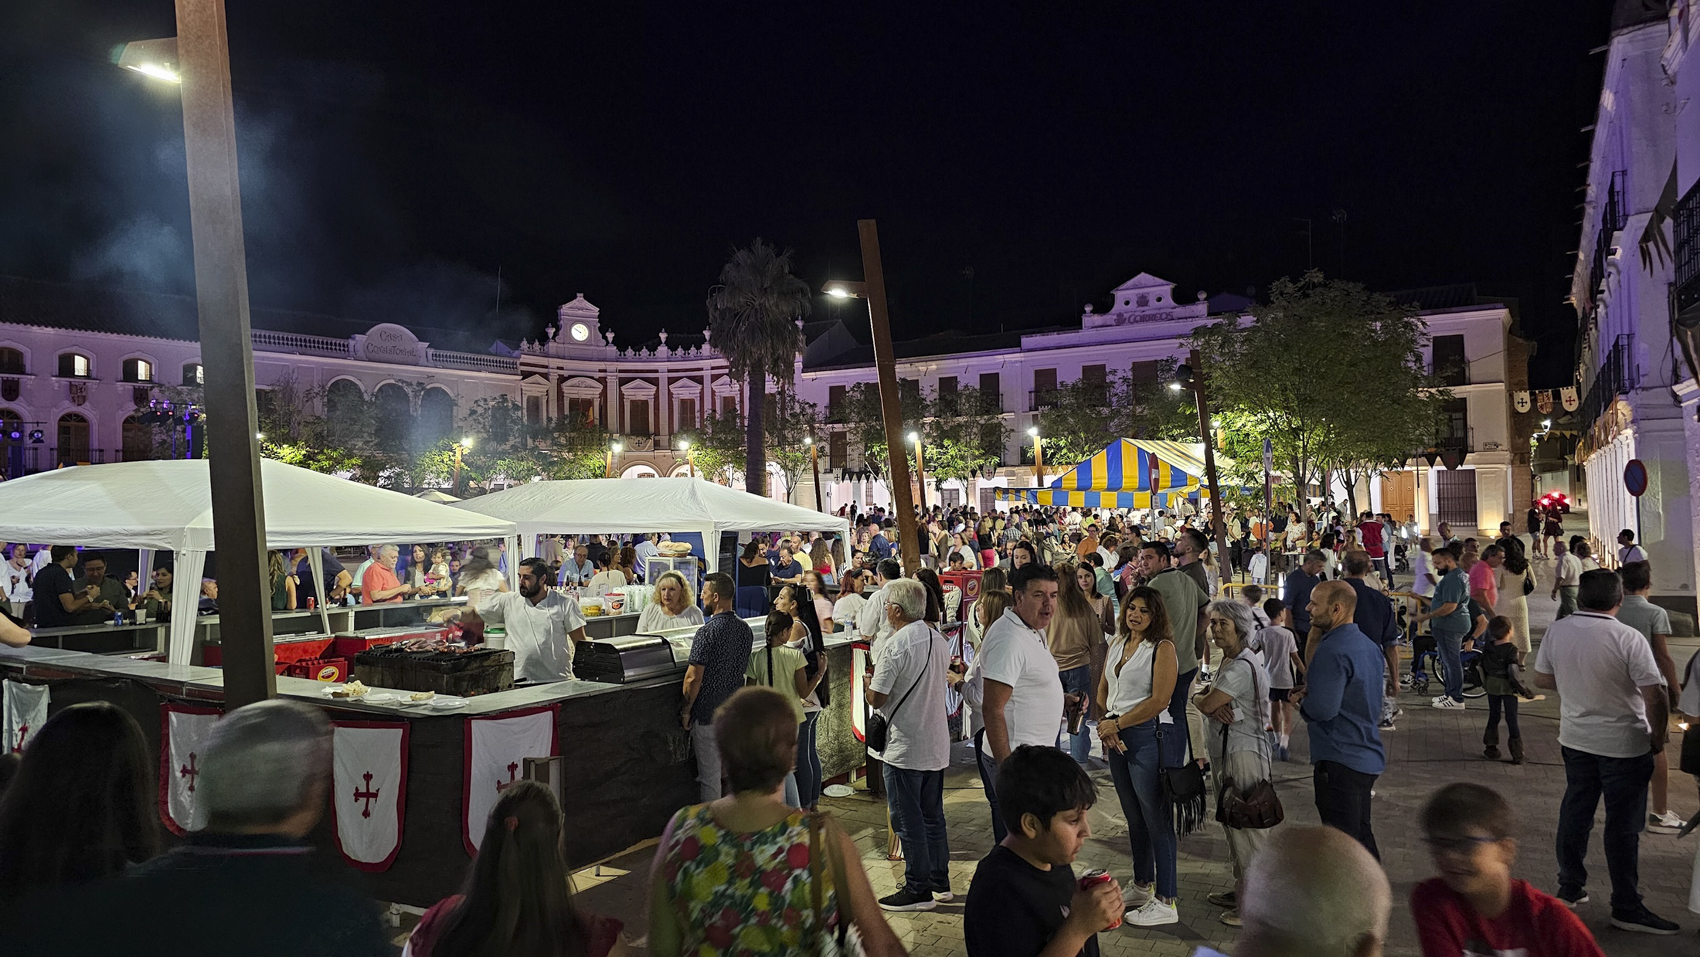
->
[1027, 427, 1045, 486]
[605, 440, 622, 478]
[679, 439, 696, 477]
[452, 436, 475, 495]
[115, 37, 181, 84]
[803, 435, 824, 511]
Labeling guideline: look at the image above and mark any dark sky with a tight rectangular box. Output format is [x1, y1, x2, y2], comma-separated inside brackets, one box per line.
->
[2, 2, 1612, 384]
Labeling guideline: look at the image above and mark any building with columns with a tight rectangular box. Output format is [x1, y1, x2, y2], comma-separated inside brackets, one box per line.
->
[0, 270, 1527, 540]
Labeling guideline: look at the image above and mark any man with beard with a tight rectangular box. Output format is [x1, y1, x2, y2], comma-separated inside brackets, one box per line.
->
[1293, 580, 1386, 858]
[476, 556, 587, 683]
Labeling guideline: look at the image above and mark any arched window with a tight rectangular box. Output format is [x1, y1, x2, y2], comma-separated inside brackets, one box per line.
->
[418, 387, 455, 448]
[325, 379, 367, 448]
[0, 349, 24, 375]
[122, 415, 153, 461]
[57, 412, 90, 466]
[0, 409, 23, 444]
[121, 358, 155, 383]
[373, 383, 413, 452]
[182, 363, 203, 386]
[57, 353, 91, 378]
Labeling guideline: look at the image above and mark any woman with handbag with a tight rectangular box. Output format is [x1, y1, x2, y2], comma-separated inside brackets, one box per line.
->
[1194, 600, 1282, 928]
[649, 687, 905, 957]
[1493, 541, 1535, 663]
[1095, 586, 1181, 928]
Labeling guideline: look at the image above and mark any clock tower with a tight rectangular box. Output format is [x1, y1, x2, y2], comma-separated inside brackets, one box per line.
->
[552, 294, 609, 351]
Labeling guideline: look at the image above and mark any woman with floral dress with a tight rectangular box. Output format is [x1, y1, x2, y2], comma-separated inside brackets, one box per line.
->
[649, 687, 904, 957]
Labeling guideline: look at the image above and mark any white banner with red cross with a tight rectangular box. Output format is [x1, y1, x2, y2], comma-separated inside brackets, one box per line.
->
[2, 680, 48, 754]
[158, 703, 222, 835]
[332, 720, 410, 871]
[463, 704, 558, 854]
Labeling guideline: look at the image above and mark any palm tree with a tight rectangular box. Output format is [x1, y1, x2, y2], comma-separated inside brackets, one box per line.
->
[706, 240, 811, 498]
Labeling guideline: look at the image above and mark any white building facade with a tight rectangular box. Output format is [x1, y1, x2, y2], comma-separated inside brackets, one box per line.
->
[1571, 1, 1698, 621]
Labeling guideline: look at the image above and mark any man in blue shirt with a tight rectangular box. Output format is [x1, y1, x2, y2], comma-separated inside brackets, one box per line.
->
[1341, 551, 1401, 731]
[1415, 544, 1472, 709]
[1294, 580, 1386, 859]
[869, 525, 894, 561]
[1283, 549, 1326, 635]
[679, 573, 754, 802]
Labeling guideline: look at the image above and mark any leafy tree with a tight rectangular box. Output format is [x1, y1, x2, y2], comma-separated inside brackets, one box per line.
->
[544, 415, 615, 481]
[840, 380, 925, 480]
[1034, 363, 1196, 473]
[920, 385, 1007, 487]
[678, 408, 746, 484]
[705, 240, 811, 497]
[1189, 271, 1446, 518]
[765, 396, 823, 503]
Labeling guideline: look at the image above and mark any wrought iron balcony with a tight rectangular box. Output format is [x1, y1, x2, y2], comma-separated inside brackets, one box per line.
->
[1588, 170, 1628, 300]
[1675, 178, 1700, 321]
[1028, 389, 1059, 412]
[1578, 333, 1637, 428]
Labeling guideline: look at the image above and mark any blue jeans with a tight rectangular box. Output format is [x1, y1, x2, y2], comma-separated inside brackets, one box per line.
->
[1168, 667, 1197, 729]
[783, 771, 799, 808]
[1557, 746, 1653, 910]
[973, 729, 1007, 843]
[884, 765, 950, 895]
[1435, 628, 1465, 702]
[1058, 664, 1093, 762]
[795, 712, 823, 808]
[1106, 720, 1177, 900]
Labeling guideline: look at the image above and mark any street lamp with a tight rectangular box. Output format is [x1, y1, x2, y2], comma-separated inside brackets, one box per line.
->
[119, 3, 273, 707]
[679, 438, 695, 477]
[1027, 426, 1045, 487]
[804, 435, 824, 512]
[606, 440, 622, 478]
[452, 436, 474, 495]
[908, 431, 928, 512]
[1172, 352, 1230, 594]
[823, 222, 922, 574]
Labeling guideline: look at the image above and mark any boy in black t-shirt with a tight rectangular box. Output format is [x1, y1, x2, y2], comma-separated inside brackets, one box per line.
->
[965, 745, 1121, 957]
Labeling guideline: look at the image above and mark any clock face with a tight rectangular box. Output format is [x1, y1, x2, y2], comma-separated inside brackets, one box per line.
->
[570, 323, 590, 342]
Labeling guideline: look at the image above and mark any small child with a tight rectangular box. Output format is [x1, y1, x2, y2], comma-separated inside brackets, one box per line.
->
[1258, 598, 1303, 762]
[1412, 783, 1605, 956]
[964, 745, 1121, 957]
[1479, 616, 1533, 764]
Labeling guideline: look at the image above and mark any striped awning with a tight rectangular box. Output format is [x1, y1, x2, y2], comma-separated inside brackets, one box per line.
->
[995, 439, 1214, 508]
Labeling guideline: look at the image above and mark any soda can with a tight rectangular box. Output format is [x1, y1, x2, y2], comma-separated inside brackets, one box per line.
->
[307, 597, 316, 611]
[1077, 868, 1121, 930]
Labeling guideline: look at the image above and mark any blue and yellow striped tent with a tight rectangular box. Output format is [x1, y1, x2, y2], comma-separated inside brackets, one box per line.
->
[995, 439, 1212, 509]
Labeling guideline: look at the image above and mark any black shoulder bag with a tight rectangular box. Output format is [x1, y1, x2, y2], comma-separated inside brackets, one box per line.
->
[1151, 639, 1208, 836]
[1214, 658, 1284, 830]
[865, 629, 933, 753]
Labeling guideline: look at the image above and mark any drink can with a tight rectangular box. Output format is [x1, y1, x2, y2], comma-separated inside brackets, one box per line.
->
[307, 597, 316, 611]
[1078, 869, 1121, 929]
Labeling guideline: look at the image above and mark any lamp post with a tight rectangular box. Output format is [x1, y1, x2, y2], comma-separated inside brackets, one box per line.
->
[804, 435, 824, 512]
[823, 219, 921, 574]
[606, 440, 622, 479]
[1174, 350, 1230, 594]
[452, 436, 474, 495]
[908, 431, 929, 512]
[119, 3, 272, 707]
[679, 439, 695, 478]
[1027, 426, 1045, 488]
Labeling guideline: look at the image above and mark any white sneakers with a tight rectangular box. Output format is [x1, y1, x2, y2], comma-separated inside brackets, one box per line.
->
[1122, 880, 1153, 907]
[1431, 695, 1466, 710]
[1124, 898, 1180, 927]
[1648, 810, 1685, 833]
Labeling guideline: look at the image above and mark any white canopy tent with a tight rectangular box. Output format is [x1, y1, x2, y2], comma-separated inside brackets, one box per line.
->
[451, 477, 851, 571]
[0, 460, 518, 662]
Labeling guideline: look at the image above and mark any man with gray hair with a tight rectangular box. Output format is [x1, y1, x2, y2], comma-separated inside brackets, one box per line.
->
[1191, 825, 1390, 957]
[360, 544, 414, 605]
[868, 576, 951, 911]
[20, 700, 391, 956]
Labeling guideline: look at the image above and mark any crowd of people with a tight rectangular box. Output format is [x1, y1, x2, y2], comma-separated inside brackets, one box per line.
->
[0, 491, 1690, 956]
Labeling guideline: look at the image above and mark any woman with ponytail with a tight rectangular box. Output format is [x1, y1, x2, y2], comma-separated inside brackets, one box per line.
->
[405, 780, 623, 957]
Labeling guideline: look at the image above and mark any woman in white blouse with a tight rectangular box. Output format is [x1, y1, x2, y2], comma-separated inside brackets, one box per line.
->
[1095, 585, 1181, 928]
[636, 571, 704, 634]
[949, 533, 980, 570]
[832, 569, 869, 630]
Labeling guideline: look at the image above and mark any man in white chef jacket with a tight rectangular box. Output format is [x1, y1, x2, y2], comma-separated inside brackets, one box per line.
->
[477, 557, 587, 683]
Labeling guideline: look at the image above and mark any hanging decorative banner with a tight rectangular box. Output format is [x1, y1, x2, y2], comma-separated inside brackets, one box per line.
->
[2, 680, 48, 753]
[1512, 391, 1531, 414]
[332, 721, 410, 871]
[1560, 387, 1579, 412]
[158, 703, 222, 836]
[1536, 391, 1554, 414]
[463, 705, 558, 854]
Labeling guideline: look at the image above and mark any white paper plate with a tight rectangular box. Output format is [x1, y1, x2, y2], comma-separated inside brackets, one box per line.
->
[822, 784, 855, 798]
[361, 693, 401, 705]
[427, 696, 468, 710]
[319, 686, 367, 700]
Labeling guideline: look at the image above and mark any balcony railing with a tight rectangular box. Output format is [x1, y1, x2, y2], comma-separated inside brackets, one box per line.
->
[1028, 389, 1059, 412]
[1579, 333, 1637, 428]
[1676, 178, 1700, 319]
[1588, 170, 1628, 300]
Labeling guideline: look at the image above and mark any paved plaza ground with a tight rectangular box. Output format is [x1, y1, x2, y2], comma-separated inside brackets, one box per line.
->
[556, 548, 1700, 956]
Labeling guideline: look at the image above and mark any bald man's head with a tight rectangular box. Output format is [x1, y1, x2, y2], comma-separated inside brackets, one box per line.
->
[1307, 580, 1358, 634]
[1239, 826, 1389, 957]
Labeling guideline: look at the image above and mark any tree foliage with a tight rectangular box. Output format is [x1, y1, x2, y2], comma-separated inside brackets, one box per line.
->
[836, 381, 1007, 491]
[678, 408, 746, 484]
[765, 396, 823, 503]
[1188, 272, 1448, 516]
[705, 240, 811, 497]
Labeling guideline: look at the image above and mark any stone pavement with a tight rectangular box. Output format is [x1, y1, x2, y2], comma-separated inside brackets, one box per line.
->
[561, 551, 1699, 956]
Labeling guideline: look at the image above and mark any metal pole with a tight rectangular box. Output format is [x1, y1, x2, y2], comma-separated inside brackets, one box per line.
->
[914, 438, 929, 513]
[857, 220, 921, 575]
[177, 0, 272, 707]
[452, 445, 463, 495]
[1035, 438, 1045, 487]
[809, 439, 824, 512]
[1189, 350, 1231, 596]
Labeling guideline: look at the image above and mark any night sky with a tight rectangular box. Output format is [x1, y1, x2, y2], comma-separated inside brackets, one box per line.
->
[2, 2, 1613, 384]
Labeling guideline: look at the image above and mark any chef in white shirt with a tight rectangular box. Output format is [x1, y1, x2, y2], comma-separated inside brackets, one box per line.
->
[476, 556, 587, 683]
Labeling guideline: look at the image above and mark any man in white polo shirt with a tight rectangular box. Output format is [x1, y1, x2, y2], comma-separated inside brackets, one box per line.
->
[975, 562, 1064, 842]
[1533, 567, 1676, 935]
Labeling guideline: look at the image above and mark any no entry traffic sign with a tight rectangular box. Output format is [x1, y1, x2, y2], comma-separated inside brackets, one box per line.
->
[1624, 458, 1648, 498]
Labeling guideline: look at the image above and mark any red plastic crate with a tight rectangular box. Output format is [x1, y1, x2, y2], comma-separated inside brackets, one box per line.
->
[282, 657, 348, 682]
